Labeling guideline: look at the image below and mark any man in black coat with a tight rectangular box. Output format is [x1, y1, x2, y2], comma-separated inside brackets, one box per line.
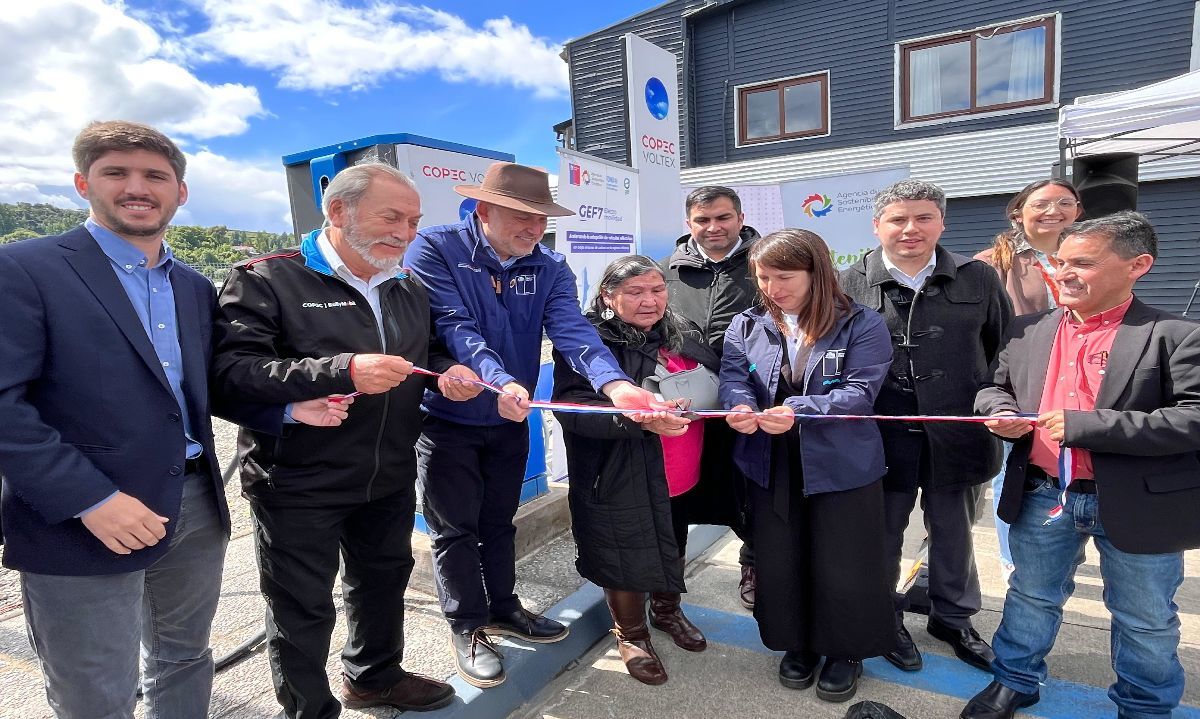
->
[965, 212, 1200, 719]
[659, 185, 760, 609]
[840, 179, 1012, 675]
[213, 164, 481, 718]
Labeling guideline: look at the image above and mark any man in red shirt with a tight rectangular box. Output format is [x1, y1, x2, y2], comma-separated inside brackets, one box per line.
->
[966, 211, 1200, 719]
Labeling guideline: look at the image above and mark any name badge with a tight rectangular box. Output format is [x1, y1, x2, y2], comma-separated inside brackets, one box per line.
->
[822, 349, 845, 377]
[513, 274, 537, 296]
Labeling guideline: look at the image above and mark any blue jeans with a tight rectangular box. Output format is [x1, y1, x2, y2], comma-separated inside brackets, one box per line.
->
[991, 443, 1013, 568]
[21, 475, 227, 719]
[991, 479, 1185, 718]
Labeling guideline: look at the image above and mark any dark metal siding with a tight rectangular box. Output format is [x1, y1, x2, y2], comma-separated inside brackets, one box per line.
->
[566, 0, 708, 166]
[688, 0, 1196, 166]
[940, 178, 1200, 315]
[569, 0, 1197, 168]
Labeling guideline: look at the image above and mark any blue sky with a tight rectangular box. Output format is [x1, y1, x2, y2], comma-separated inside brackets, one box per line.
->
[0, 0, 654, 232]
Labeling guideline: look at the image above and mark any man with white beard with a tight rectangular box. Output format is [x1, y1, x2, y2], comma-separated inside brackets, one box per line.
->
[212, 163, 483, 719]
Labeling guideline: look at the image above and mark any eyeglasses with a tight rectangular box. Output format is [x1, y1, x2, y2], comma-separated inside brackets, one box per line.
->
[1026, 198, 1080, 212]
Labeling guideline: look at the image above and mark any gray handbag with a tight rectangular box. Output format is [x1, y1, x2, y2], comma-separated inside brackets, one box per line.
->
[641, 362, 720, 411]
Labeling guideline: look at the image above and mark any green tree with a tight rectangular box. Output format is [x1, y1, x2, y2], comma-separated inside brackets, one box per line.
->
[0, 228, 40, 244]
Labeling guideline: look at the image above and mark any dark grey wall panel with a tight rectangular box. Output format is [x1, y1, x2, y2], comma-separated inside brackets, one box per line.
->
[569, 0, 1198, 169]
[566, 0, 708, 166]
[686, 0, 1197, 166]
[939, 179, 1200, 316]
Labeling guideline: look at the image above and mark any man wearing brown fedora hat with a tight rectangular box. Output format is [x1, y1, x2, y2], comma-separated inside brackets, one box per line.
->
[406, 161, 674, 688]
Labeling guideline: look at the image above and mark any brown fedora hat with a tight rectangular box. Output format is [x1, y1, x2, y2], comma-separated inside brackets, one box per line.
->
[455, 162, 574, 218]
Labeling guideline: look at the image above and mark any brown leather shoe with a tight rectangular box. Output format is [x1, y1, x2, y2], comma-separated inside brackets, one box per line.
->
[739, 564, 756, 610]
[649, 592, 707, 652]
[340, 672, 454, 711]
[605, 588, 668, 685]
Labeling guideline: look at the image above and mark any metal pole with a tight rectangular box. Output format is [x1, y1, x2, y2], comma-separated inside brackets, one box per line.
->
[1184, 278, 1200, 318]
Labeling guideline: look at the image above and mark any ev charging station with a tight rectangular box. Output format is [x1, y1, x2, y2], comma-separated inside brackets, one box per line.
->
[281, 133, 515, 240]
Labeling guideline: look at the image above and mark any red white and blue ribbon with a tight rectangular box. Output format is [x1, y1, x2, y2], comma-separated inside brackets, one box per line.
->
[332, 365, 1036, 424]
[1043, 446, 1074, 525]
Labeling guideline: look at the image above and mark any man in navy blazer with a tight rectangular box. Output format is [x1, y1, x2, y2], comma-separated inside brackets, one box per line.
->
[0, 121, 343, 719]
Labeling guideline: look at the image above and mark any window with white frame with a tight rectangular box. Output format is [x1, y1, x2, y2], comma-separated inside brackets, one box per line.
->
[899, 16, 1056, 123]
[737, 72, 829, 145]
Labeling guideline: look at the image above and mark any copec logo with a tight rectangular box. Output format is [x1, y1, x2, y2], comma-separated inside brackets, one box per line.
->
[645, 77, 670, 120]
[802, 193, 834, 218]
[640, 135, 676, 155]
[422, 165, 485, 183]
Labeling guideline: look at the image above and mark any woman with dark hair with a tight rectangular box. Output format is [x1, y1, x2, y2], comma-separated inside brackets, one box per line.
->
[552, 255, 718, 685]
[975, 178, 1082, 580]
[719, 229, 895, 703]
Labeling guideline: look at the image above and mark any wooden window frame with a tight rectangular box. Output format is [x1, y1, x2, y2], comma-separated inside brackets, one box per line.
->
[736, 71, 830, 147]
[899, 16, 1057, 124]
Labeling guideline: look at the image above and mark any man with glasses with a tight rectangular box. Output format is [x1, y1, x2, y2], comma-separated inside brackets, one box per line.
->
[841, 179, 1012, 675]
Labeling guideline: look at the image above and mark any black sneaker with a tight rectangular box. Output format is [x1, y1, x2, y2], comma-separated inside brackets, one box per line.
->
[485, 607, 569, 643]
[450, 629, 505, 688]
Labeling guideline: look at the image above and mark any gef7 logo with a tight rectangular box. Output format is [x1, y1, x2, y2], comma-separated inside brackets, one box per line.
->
[578, 204, 604, 219]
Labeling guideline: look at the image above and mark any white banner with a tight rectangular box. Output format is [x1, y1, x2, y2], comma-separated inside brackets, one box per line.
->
[626, 34, 682, 260]
[556, 148, 640, 307]
[394, 144, 499, 227]
[683, 166, 909, 269]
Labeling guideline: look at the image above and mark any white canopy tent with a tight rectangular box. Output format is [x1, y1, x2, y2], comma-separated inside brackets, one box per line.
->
[1059, 69, 1200, 161]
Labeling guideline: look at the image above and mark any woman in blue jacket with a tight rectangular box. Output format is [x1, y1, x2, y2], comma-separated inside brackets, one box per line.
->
[719, 229, 896, 703]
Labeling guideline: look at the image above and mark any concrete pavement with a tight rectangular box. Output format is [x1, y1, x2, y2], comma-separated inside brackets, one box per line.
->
[516, 520, 1200, 719]
[2, 491, 1198, 718]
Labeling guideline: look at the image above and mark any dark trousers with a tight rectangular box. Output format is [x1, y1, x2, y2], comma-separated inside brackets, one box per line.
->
[417, 415, 529, 633]
[250, 488, 417, 719]
[882, 487, 982, 629]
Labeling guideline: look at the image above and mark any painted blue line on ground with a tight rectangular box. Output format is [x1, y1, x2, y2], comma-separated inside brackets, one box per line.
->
[684, 604, 1200, 719]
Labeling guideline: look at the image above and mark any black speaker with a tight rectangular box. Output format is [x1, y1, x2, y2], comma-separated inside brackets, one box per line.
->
[1072, 152, 1139, 218]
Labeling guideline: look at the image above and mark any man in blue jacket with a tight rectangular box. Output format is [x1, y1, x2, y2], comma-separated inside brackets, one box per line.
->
[406, 162, 665, 687]
[0, 121, 342, 719]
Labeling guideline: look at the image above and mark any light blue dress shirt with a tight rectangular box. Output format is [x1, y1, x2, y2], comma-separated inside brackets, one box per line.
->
[86, 217, 201, 460]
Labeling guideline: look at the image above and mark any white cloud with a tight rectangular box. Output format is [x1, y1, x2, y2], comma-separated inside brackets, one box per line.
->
[0, 183, 84, 209]
[188, 0, 569, 98]
[179, 150, 291, 233]
[0, 0, 284, 230]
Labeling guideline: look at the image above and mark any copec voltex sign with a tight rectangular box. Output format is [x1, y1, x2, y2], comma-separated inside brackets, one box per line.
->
[421, 165, 485, 183]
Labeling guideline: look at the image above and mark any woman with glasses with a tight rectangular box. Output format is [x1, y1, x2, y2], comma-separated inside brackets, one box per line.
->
[975, 179, 1083, 580]
[552, 255, 718, 685]
[719, 229, 895, 703]
[976, 179, 1083, 315]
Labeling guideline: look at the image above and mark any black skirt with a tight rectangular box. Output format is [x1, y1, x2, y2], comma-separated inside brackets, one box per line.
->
[750, 364, 896, 658]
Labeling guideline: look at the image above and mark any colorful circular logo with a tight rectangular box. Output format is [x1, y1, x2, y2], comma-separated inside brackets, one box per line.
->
[458, 198, 478, 221]
[802, 193, 833, 218]
[645, 77, 669, 120]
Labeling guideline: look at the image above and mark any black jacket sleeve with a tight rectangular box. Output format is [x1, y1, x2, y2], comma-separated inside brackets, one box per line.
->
[212, 264, 356, 404]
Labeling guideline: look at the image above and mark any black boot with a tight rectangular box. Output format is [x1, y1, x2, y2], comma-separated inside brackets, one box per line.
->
[815, 659, 862, 703]
[778, 649, 820, 690]
[450, 628, 505, 688]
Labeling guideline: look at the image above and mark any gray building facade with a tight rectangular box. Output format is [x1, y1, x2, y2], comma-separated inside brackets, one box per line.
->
[563, 0, 1200, 313]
